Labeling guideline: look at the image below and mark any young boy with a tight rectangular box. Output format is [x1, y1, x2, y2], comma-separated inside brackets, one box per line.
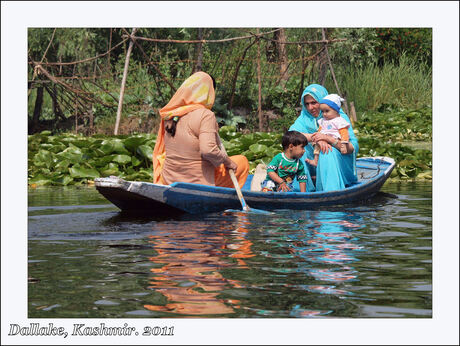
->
[261, 131, 308, 192]
[305, 94, 350, 167]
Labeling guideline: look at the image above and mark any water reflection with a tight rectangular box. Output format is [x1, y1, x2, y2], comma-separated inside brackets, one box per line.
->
[143, 209, 366, 317]
[224, 212, 256, 268]
[286, 210, 364, 296]
[27, 183, 432, 318]
[144, 213, 254, 316]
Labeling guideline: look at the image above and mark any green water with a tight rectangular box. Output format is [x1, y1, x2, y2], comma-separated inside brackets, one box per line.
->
[28, 183, 432, 318]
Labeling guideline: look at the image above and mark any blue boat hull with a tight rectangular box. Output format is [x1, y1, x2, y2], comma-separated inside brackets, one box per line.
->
[95, 157, 395, 215]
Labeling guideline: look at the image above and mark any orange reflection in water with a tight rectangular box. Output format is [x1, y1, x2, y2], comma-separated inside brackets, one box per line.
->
[144, 213, 254, 316]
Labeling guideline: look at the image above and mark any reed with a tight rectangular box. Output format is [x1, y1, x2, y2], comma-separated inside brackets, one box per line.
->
[326, 54, 432, 112]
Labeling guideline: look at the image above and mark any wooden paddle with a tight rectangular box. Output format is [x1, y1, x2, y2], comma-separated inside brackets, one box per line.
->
[218, 139, 250, 211]
[228, 169, 250, 211]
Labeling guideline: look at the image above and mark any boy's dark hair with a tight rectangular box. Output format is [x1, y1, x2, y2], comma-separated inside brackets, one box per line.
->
[281, 130, 308, 150]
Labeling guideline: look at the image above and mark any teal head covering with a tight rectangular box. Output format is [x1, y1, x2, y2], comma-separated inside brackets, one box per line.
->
[289, 84, 359, 192]
[290, 84, 329, 134]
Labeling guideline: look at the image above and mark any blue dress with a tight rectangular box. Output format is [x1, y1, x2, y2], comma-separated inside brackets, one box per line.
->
[289, 84, 359, 192]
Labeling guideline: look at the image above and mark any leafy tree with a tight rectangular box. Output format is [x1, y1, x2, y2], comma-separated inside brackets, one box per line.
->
[328, 28, 379, 68]
[375, 28, 432, 66]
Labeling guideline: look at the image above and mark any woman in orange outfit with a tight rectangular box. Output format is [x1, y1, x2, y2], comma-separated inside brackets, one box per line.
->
[153, 71, 249, 188]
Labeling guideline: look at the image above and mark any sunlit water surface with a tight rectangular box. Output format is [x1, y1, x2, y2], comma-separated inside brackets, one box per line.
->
[28, 183, 432, 318]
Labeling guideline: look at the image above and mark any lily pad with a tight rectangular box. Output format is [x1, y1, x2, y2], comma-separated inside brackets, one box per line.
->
[69, 166, 100, 179]
[136, 145, 153, 160]
[131, 156, 142, 167]
[112, 154, 132, 165]
[100, 163, 120, 176]
[55, 160, 71, 172]
[52, 175, 73, 186]
[94, 155, 115, 167]
[57, 147, 84, 163]
[249, 144, 268, 154]
[33, 150, 54, 169]
[123, 136, 147, 152]
[101, 139, 130, 155]
[29, 174, 53, 186]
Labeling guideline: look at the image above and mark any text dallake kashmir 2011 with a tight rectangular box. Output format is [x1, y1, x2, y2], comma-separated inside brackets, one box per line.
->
[8, 323, 175, 338]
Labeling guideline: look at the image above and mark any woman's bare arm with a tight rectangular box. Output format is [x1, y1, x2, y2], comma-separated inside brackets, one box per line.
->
[312, 133, 354, 154]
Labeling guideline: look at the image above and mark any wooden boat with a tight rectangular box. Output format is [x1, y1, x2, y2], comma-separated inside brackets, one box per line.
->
[95, 157, 395, 215]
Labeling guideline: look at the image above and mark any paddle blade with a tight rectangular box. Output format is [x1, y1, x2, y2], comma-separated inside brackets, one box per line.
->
[224, 207, 273, 215]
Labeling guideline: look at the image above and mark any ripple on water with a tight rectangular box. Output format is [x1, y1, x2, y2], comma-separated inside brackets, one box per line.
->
[41, 304, 61, 311]
[94, 300, 120, 306]
[125, 310, 158, 316]
[409, 284, 432, 291]
[27, 183, 432, 318]
[358, 304, 432, 317]
[374, 231, 409, 237]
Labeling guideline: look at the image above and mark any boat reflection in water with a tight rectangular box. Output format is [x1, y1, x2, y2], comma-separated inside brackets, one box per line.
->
[143, 209, 365, 317]
[144, 212, 254, 316]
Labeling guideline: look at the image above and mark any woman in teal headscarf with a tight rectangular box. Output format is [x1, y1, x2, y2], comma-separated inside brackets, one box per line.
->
[289, 84, 359, 192]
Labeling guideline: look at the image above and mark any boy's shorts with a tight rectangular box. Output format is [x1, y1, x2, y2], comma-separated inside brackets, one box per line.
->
[261, 179, 294, 192]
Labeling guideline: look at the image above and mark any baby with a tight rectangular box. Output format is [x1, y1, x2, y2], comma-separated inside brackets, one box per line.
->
[306, 94, 350, 167]
[261, 130, 308, 192]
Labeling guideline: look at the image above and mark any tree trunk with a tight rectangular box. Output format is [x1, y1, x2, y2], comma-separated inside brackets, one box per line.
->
[193, 28, 204, 73]
[275, 28, 289, 82]
[220, 41, 235, 83]
[229, 40, 256, 110]
[32, 87, 44, 130]
[48, 85, 66, 121]
[107, 28, 112, 73]
[114, 28, 137, 135]
[74, 96, 78, 134]
[87, 105, 94, 131]
[350, 102, 357, 125]
[322, 29, 350, 115]
[58, 54, 63, 75]
[317, 28, 328, 85]
[256, 29, 264, 132]
[299, 46, 307, 98]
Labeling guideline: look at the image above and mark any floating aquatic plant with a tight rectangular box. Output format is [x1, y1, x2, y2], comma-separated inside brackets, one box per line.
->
[28, 108, 432, 186]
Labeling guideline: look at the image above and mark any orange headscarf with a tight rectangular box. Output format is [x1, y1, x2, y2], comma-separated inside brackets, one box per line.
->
[152, 71, 215, 184]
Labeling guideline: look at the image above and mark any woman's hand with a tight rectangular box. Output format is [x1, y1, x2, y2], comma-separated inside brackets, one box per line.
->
[311, 133, 355, 154]
[311, 132, 331, 143]
[224, 158, 238, 172]
[316, 140, 333, 153]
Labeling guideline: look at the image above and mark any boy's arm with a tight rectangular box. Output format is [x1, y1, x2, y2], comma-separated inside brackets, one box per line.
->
[267, 171, 284, 185]
[267, 155, 284, 185]
[299, 182, 306, 192]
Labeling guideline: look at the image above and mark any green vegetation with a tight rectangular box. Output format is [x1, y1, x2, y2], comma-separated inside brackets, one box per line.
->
[356, 108, 432, 142]
[28, 131, 156, 186]
[28, 107, 432, 186]
[27, 28, 432, 186]
[28, 28, 432, 134]
[326, 54, 432, 112]
[355, 107, 432, 182]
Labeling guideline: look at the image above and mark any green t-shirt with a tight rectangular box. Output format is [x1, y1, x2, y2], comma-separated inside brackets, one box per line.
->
[266, 153, 308, 184]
